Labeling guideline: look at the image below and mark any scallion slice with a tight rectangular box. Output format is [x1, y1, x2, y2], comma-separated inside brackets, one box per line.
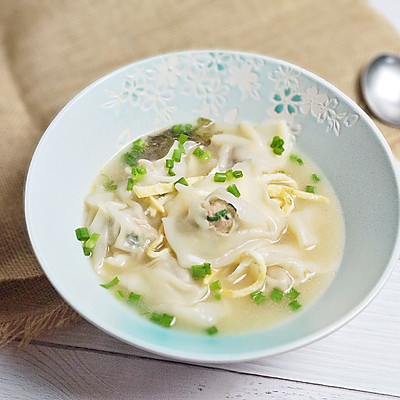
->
[209, 280, 222, 291]
[75, 227, 90, 242]
[215, 293, 222, 301]
[286, 288, 300, 300]
[115, 290, 125, 300]
[214, 172, 226, 182]
[289, 154, 304, 165]
[270, 288, 284, 302]
[206, 209, 228, 222]
[233, 170, 243, 179]
[178, 142, 186, 154]
[250, 290, 266, 304]
[178, 133, 188, 144]
[165, 159, 174, 169]
[137, 165, 147, 175]
[289, 300, 302, 310]
[270, 136, 285, 155]
[100, 276, 120, 289]
[128, 292, 141, 304]
[206, 326, 218, 335]
[150, 312, 175, 327]
[171, 124, 185, 135]
[172, 149, 182, 162]
[126, 177, 134, 191]
[191, 263, 211, 279]
[103, 178, 118, 191]
[227, 184, 240, 198]
[83, 247, 92, 257]
[193, 147, 204, 158]
[122, 138, 146, 167]
[174, 177, 188, 186]
[85, 233, 100, 251]
[226, 169, 234, 181]
[311, 173, 320, 183]
[305, 185, 316, 193]
[192, 146, 212, 161]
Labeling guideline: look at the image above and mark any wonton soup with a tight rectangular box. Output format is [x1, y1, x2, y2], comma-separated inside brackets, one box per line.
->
[75, 118, 344, 335]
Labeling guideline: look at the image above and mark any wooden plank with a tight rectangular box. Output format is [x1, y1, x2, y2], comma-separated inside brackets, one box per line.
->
[35, 261, 400, 397]
[0, 343, 394, 400]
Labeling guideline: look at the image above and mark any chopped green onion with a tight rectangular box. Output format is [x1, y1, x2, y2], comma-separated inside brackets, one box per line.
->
[286, 288, 300, 300]
[214, 172, 226, 182]
[250, 290, 266, 304]
[132, 138, 145, 148]
[202, 150, 212, 160]
[167, 168, 176, 176]
[150, 312, 175, 327]
[126, 177, 134, 191]
[84, 233, 100, 251]
[270, 136, 285, 155]
[171, 124, 185, 135]
[178, 133, 188, 144]
[311, 173, 320, 183]
[209, 280, 222, 291]
[131, 164, 147, 183]
[233, 170, 243, 179]
[289, 300, 302, 310]
[122, 138, 146, 166]
[193, 146, 211, 161]
[206, 209, 228, 222]
[226, 169, 234, 181]
[289, 154, 304, 165]
[184, 123, 193, 132]
[206, 326, 218, 335]
[191, 263, 211, 279]
[103, 178, 118, 191]
[174, 177, 188, 186]
[165, 159, 174, 169]
[122, 152, 135, 166]
[270, 288, 284, 302]
[171, 123, 194, 136]
[100, 276, 120, 289]
[178, 142, 186, 154]
[115, 290, 125, 300]
[83, 247, 92, 257]
[227, 184, 241, 198]
[128, 291, 141, 304]
[273, 147, 284, 155]
[172, 148, 182, 162]
[305, 185, 316, 193]
[193, 147, 204, 158]
[137, 165, 147, 175]
[75, 227, 90, 241]
[214, 293, 222, 301]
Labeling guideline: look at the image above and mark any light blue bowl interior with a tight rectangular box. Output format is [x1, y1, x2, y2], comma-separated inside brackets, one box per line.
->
[25, 51, 400, 362]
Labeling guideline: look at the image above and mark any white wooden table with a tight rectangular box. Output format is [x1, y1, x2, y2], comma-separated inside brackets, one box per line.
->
[2, 1, 400, 399]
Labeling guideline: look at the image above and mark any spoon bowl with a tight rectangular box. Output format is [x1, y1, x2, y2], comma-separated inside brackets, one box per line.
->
[361, 54, 400, 126]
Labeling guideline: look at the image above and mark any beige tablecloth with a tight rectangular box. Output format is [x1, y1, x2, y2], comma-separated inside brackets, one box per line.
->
[1, 0, 400, 346]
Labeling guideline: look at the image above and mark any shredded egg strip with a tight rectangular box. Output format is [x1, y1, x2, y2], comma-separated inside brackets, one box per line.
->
[133, 176, 205, 198]
[222, 251, 267, 298]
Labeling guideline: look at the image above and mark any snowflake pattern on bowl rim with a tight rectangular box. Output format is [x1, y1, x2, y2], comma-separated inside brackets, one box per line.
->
[102, 51, 359, 137]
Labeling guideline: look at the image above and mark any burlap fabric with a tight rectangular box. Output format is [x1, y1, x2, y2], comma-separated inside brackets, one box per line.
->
[1, 0, 400, 347]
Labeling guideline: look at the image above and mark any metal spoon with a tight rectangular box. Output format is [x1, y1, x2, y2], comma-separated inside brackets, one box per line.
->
[361, 54, 400, 126]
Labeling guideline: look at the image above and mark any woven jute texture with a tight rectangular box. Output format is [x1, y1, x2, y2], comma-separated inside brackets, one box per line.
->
[1, 0, 400, 347]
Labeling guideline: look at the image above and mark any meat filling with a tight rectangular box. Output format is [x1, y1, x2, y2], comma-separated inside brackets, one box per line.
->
[205, 199, 236, 234]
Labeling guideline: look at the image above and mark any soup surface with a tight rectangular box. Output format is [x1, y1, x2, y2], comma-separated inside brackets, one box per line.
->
[78, 119, 344, 335]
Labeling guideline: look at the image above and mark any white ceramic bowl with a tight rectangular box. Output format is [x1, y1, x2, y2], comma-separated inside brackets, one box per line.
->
[25, 51, 400, 363]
